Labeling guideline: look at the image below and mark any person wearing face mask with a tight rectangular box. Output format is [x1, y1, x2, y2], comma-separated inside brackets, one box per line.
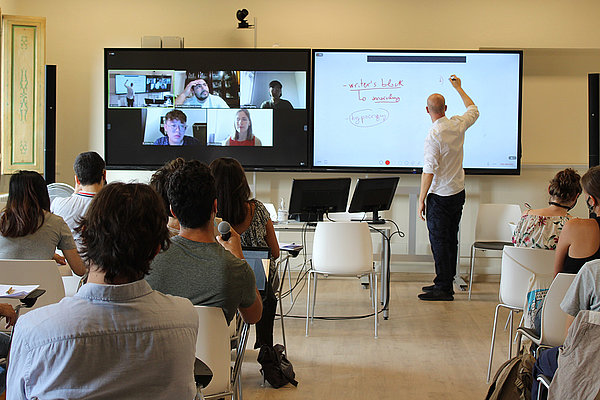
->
[224, 109, 262, 146]
[554, 166, 600, 275]
[512, 168, 582, 250]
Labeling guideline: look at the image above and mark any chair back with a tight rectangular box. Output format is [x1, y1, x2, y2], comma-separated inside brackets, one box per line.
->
[312, 221, 373, 275]
[500, 247, 554, 307]
[539, 273, 576, 347]
[47, 182, 75, 202]
[0, 260, 65, 312]
[475, 203, 522, 243]
[194, 306, 231, 396]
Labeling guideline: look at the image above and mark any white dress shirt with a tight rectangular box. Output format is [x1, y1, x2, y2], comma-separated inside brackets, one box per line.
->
[423, 105, 479, 196]
[7, 280, 198, 400]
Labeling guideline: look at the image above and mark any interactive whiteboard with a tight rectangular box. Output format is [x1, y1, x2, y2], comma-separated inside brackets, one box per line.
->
[312, 50, 522, 173]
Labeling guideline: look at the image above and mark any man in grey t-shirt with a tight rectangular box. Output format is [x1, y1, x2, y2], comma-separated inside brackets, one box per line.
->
[147, 160, 262, 324]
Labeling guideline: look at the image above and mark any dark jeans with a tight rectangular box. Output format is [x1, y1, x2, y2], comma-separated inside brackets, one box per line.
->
[255, 280, 278, 348]
[126, 98, 134, 107]
[531, 346, 559, 400]
[426, 190, 465, 292]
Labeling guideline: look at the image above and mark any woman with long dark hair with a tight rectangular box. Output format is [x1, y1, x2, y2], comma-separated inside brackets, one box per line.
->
[0, 171, 86, 276]
[209, 157, 279, 348]
[224, 109, 263, 146]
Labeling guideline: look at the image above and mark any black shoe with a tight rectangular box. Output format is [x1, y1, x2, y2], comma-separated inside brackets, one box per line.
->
[421, 285, 454, 295]
[418, 290, 454, 301]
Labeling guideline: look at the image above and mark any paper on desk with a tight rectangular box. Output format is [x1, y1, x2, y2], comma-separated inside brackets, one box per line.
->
[0, 284, 40, 299]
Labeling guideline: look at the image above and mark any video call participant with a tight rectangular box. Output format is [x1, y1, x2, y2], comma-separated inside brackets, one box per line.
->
[147, 160, 262, 325]
[153, 109, 200, 146]
[51, 151, 106, 250]
[417, 75, 480, 301]
[7, 183, 199, 399]
[175, 78, 229, 108]
[224, 109, 262, 146]
[260, 80, 293, 110]
[124, 79, 135, 107]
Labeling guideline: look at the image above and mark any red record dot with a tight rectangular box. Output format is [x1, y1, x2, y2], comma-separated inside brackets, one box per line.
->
[385, 160, 390, 165]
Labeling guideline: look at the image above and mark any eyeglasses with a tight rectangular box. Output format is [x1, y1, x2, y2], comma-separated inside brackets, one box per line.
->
[165, 123, 187, 131]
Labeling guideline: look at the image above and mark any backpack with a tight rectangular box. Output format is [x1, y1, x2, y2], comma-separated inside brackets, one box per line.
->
[257, 344, 298, 388]
[485, 351, 535, 400]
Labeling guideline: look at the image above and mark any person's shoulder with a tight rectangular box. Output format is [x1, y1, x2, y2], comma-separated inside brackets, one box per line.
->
[153, 136, 167, 145]
[14, 297, 84, 342]
[45, 212, 69, 227]
[149, 289, 198, 321]
[260, 101, 271, 109]
[183, 136, 200, 145]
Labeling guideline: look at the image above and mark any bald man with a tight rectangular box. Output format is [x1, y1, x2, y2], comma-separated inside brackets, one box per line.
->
[417, 75, 479, 301]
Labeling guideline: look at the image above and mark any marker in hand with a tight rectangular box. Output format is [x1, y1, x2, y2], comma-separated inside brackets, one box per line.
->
[218, 221, 231, 241]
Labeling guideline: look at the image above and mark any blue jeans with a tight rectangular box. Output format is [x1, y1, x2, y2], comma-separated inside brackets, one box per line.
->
[531, 346, 559, 400]
[426, 190, 465, 292]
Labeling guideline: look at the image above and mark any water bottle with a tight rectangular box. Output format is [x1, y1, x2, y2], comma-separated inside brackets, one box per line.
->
[277, 198, 288, 225]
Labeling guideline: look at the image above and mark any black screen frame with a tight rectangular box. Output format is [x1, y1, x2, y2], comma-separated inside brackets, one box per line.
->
[104, 48, 311, 172]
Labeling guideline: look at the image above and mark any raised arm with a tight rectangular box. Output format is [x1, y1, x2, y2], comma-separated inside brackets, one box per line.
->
[175, 79, 202, 105]
[449, 75, 475, 108]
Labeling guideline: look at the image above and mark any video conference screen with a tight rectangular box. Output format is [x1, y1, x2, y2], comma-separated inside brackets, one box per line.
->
[312, 50, 523, 174]
[105, 49, 310, 170]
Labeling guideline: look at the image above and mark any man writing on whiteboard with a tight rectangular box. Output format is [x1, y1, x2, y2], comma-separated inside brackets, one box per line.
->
[417, 75, 479, 301]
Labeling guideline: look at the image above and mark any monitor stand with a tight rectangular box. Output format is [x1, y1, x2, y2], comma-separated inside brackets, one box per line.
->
[352, 210, 386, 224]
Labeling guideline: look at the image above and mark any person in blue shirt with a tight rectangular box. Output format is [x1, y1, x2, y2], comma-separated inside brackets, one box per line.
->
[153, 109, 200, 146]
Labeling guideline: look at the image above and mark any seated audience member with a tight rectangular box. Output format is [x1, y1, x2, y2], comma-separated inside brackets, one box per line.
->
[51, 151, 106, 249]
[531, 259, 600, 400]
[175, 78, 229, 108]
[153, 109, 200, 146]
[7, 183, 199, 399]
[554, 166, 600, 275]
[512, 168, 581, 249]
[260, 80, 293, 110]
[210, 157, 280, 348]
[0, 303, 16, 394]
[149, 157, 185, 237]
[147, 160, 262, 325]
[224, 109, 263, 147]
[0, 171, 85, 276]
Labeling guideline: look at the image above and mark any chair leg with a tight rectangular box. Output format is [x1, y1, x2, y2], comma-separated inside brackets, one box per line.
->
[508, 310, 514, 358]
[487, 303, 503, 383]
[311, 274, 318, 321]
[287, 260, 294, 304]
[278, 282, 287, 353]
[374, 271, 378, 338]
[468, 244, 476, 300]
[305, 271, 312, 337]
[369, 274, 375, 308]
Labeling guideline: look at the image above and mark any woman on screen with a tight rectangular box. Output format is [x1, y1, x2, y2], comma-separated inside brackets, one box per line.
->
[224, 109, 262, 146]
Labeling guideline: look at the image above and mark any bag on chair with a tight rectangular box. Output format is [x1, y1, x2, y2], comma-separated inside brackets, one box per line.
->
[257, 344, 298, 388]
[485, 350, 535, 400]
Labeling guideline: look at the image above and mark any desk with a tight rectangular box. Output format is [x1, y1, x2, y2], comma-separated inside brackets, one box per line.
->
[274, 222, 391, 319]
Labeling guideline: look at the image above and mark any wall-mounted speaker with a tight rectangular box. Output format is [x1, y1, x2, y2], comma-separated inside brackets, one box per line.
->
[589, 73, 599, 168]
[45, 65, 57, 184]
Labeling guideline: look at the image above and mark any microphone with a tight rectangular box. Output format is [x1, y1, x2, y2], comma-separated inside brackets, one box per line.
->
[218, 221, 231, 241]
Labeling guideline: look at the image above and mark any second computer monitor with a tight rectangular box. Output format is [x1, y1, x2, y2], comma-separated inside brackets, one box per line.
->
[288, 178, 351, 222]
[348, 177, 399, 224]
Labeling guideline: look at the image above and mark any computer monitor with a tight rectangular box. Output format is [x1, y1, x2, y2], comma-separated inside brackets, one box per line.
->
[242, 246, 270, 290]
[348, 177, 399, 224]
[288, 178, 351, 222]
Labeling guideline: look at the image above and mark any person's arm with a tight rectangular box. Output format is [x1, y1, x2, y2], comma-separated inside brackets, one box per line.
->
[62, 248, 86, 276]
[265, 219, 280, 259]
[124, 79, 128, 89]
[0, 303, 17, 327]
[553, 221, 574, 275]
[174, 79, 201, 105]
[238, 288, 263, 324]
[565, 314, 575, 335]
[449, 75, 474, 108]
[216, 226, 245, 259]
[418, 173, 434, 221]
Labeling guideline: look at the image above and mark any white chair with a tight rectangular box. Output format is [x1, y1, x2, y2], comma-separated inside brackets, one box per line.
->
[194, 306, 248, 400]
[306, 221, 378, 338]
[0, 260, 65, 313]
[516, 273, 576, 353]
[486, 246, 554, 382]
[469, 203, 522, 300]
[47, 182, 75, 202]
